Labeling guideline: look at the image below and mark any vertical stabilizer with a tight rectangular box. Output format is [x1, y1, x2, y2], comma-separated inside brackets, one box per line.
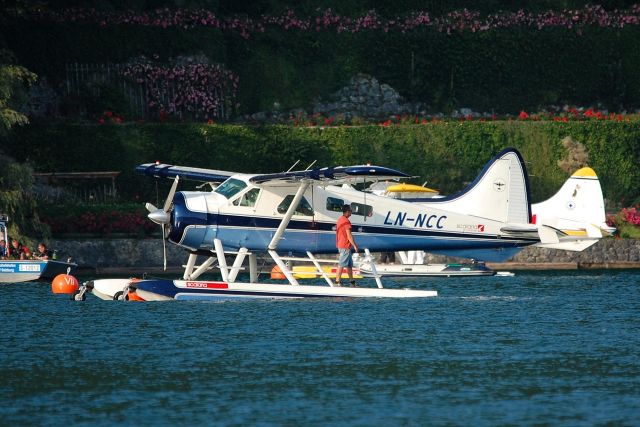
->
[420, 148, 531, 224]
[532, 167, 614, 245]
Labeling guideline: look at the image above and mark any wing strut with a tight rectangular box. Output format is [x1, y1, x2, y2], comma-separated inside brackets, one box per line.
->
[268, 181, 311, 251]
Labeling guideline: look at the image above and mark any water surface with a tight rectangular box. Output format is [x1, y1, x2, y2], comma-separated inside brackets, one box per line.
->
[1, 270, 639, 426]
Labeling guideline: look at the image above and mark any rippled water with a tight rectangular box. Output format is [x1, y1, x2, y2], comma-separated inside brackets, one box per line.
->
[1, 270, 639, 426]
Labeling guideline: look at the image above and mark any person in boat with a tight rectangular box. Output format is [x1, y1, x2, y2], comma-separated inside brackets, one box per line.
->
[9, 238, 30, 260]
[33, 242, 52, 260]
[0, 239, 7, 259]
[335, 204, 358, 286]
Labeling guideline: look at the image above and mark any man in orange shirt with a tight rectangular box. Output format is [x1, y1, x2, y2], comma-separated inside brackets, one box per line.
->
[335, 204, 358, 286]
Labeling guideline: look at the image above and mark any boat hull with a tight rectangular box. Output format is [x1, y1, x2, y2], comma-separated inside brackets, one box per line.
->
[358, 262, 496, 277]
[86, 278, 437, 301]
[0, 260, 78, 283]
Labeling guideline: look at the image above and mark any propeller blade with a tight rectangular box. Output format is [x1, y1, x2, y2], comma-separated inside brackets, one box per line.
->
[145, 202, 157, 213]
[162, 225, 167, 271]
[163, 176, 180, 212]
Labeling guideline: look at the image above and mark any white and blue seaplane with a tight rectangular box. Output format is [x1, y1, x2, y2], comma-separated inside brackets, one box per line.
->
[82, 147, 564, 301]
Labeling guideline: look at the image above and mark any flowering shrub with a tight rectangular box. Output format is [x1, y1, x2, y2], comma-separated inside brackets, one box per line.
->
[607, 206, 640, 238]
[121, 60, 239, 120]
[41, 205, 158, 237]
[283, 109, 639, 127]
[13, 4, 640, 39]
[98, 110, 124, 124]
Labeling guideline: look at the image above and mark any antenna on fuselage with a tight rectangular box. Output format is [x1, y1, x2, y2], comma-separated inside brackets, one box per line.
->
[304, 160, 317, 171]
[286, 160, 300, 172]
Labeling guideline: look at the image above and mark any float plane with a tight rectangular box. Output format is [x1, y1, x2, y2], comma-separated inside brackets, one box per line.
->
[81, 148, 570, 301]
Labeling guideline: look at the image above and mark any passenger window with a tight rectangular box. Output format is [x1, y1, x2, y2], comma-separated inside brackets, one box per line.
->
[326, 197, 344, 212]
[277, 195, 314, 216]
[351, 202, 373, 217]
[234, 188, 261, 207]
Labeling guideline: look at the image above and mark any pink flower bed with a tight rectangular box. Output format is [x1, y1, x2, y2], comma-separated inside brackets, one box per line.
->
[121, 61, 239, 120]
[14, 4, 640, 39]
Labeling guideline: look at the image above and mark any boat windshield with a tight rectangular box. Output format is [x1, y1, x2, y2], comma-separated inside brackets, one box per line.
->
[214, 178, 247, 199]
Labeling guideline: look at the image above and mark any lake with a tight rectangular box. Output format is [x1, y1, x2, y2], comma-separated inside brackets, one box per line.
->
[1, 270, 639, 426]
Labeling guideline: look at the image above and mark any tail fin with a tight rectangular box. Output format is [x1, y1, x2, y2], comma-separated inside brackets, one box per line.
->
[423, 148, 531, 224]
[531, 167, 615, 250]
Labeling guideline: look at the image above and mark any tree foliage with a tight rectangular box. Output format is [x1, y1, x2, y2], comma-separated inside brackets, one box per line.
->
[0, 50, 45, 244]
[0, 154, 50, 246]
[0, 53, 37, 138]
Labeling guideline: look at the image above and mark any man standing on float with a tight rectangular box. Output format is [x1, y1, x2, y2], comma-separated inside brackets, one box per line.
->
[335, 204, 358, 286]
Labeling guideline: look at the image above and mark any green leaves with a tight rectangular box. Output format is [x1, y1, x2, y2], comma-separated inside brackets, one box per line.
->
[0, 64, 37, 137]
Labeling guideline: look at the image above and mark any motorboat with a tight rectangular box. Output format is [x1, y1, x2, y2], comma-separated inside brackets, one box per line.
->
[358, 258, 496, 277]
[0, 214, 77, 283]
[0, 259, 78, 283]
[355, 251, 498, 277]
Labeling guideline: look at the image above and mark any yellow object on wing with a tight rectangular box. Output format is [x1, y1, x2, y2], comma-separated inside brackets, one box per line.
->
[386, 183, 439, 193]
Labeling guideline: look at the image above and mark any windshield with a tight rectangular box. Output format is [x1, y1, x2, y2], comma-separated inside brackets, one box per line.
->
[214, 178, 247, 199]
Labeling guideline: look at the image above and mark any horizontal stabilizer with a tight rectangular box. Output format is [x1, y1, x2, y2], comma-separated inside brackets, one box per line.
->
[538, 226, 560, 244]
[500, 225, 538, 234]
[586, 224, 603, 238]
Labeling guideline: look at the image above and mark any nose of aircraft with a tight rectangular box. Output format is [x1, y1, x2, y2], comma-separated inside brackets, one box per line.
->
[167, 192, 209, 247]
[148, 209, 171, 225]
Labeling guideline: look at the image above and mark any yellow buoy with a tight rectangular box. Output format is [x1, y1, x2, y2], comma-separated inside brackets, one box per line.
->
[51, 274, 79, 294]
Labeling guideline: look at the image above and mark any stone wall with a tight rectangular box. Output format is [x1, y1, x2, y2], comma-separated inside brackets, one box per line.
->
[52, 238, 190, 270]
[52, 237, 639, 272]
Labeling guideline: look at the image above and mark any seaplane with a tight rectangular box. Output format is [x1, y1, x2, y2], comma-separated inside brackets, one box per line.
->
[80, 147, 567, 301]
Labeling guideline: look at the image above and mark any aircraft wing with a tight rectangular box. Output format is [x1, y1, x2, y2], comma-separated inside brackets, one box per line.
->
[249, 165, 411, 185]
[135, 163, 236, 182]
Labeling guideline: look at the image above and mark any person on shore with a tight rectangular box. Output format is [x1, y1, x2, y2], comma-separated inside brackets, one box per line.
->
[335, 204, 358, 286]
[33, 242, 52, 260]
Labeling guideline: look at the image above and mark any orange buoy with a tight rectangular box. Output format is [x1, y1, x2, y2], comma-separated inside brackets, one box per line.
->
[51, 274, 79, 294]
[271, 265, 286, 280]
[126, 291, 145, 301]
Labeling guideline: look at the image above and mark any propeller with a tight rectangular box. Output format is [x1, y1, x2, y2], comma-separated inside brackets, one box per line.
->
[146, 176, 179, 270]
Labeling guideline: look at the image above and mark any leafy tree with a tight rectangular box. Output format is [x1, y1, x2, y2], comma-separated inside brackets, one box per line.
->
[0, 56, 37, 138]
[0, 50, 47, 245]
[0, 154, 50, 246]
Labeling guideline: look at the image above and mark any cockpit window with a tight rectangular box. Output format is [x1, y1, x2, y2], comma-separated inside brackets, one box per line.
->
[277, 195, 314, 216]
[233, 188, 261, 207]
[215, 178, 247, 199]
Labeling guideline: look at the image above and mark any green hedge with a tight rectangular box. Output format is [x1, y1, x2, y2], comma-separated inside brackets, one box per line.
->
[5, 121, 639, 206]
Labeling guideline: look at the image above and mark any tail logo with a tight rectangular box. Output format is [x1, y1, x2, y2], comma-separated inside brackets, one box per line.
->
[493, 179, 506, 192]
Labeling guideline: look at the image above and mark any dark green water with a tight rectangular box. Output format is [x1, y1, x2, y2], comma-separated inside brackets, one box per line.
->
[1, 270, 639, 426]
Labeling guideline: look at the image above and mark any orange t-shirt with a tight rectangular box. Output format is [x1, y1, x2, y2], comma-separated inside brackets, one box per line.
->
[336, 215, 352, 249]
